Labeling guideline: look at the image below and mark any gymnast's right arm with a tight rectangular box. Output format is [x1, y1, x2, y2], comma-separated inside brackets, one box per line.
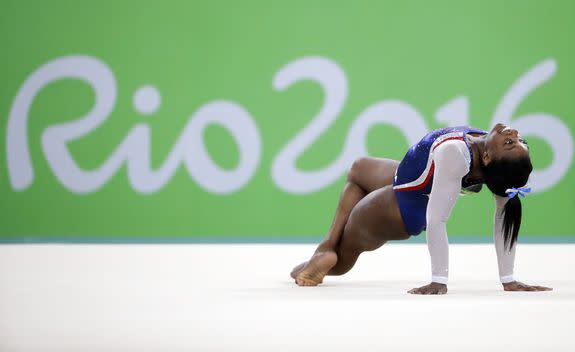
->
[425, 141, 470, 284]
[408, 140, 470, 294]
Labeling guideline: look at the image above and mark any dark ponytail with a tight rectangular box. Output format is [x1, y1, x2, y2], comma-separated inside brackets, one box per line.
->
[482, 158, 532, 250]
[501, 196, 522, 250]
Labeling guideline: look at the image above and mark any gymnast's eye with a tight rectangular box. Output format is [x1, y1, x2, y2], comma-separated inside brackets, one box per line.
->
[504, 139, 513, 145]
[519, 138, 528, 145]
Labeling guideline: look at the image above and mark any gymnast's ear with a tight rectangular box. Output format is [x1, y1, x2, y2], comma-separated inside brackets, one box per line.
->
[482, 150, 492, 166]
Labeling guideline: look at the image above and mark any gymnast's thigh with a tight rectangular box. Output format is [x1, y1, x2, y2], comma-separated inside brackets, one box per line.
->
[342, 185, 409, 251]
[348, 157, 400, 193]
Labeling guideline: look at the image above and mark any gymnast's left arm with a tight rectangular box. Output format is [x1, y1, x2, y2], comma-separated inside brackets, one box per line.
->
[493, 195, 553, 292]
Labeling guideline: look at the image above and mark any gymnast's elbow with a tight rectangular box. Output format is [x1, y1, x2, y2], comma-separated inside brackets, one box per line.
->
[425, 220, 448, 236]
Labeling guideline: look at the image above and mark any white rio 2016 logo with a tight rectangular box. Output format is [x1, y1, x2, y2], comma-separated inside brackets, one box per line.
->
[6, 56, 573, 194]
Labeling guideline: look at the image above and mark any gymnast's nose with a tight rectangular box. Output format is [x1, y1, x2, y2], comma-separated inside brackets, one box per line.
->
[501, 126, 518, 136]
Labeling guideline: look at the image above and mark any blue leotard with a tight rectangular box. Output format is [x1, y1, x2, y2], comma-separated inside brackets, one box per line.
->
[393, 126, 487, 236]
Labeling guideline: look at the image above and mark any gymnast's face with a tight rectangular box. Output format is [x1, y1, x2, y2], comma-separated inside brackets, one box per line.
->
[483, 123, 529, 165]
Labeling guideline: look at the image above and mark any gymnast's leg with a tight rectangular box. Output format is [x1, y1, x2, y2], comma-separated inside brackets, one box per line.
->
[293, 185, 408, 286]
[290, 157, 399, 284]
[328, 185, 409, 276]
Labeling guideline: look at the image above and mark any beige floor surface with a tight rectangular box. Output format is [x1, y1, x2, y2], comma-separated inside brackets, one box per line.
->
[0, 244, 573, 351]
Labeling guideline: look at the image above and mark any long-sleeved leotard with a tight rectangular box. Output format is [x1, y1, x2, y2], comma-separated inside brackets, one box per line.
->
[426, 140, 515, 284]
[392, 126, 515, 285]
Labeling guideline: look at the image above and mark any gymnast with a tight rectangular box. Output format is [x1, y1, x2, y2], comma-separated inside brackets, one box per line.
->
[290, 123, 552, 294]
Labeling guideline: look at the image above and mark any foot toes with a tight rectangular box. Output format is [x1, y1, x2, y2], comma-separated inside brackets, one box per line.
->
[295, 277, 318, 287]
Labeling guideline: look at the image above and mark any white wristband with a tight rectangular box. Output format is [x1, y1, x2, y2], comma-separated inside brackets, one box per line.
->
[432, 276, 448, 285]
[500, 275, 515, 284]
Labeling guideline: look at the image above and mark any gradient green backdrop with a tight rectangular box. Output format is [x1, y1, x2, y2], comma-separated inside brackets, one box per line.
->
[0, 0, 573, 242]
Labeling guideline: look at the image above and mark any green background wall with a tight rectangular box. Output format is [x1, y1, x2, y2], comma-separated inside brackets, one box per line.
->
[0, 0, 573, 242]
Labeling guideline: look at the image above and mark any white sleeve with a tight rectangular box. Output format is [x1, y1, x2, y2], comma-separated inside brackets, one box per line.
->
[426, 141, 471, 284]
[493, 195, 516, 283]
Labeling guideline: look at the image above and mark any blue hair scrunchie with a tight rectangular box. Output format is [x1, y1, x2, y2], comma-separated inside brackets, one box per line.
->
[505, 186, 531, 199]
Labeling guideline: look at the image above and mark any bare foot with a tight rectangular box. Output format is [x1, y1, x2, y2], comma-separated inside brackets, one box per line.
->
[290, 261, 307, 279]
[293, 251, 338, 286]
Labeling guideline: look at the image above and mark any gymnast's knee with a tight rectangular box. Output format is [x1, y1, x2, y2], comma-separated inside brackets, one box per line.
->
[347, 157, 370, 183]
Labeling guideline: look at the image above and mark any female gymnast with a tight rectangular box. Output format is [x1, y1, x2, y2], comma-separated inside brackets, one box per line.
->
[290, 123, 552, 294]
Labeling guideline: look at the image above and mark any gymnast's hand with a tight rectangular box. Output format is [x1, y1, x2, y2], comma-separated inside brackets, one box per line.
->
[502, 281, 552, 292]
[408, 282, 448, 295]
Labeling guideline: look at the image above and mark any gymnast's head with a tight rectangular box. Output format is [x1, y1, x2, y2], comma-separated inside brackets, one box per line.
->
[481, 123, 533, 250]
[482, 123, 530, 161]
